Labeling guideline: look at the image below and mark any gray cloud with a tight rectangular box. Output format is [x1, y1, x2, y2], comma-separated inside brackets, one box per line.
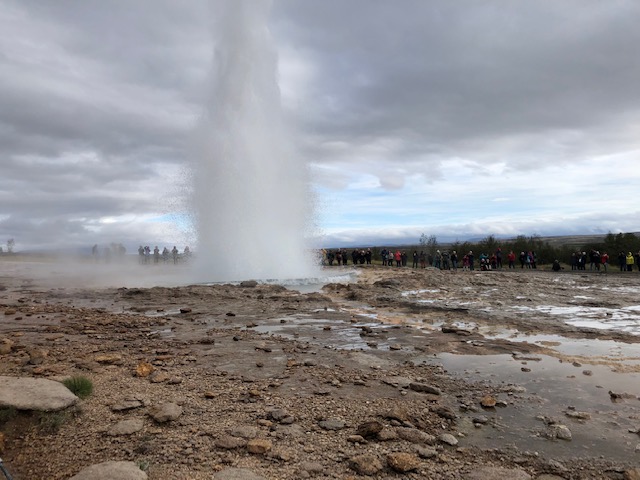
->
[1, 0, 639, 251]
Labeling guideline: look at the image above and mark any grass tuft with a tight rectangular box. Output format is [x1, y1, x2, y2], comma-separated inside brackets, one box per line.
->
[62, 376, 94, 399]
[37, 411, 69, 434]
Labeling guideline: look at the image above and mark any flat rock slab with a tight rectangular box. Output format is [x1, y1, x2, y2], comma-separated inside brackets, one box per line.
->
[0, 376, 78, 412]
[213, 468, 266, 480]
[108, 418, 144, 436]
[68, 461, 147, 480]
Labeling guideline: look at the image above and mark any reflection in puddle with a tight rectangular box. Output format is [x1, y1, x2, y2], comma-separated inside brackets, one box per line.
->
[420, 352, 640, 461]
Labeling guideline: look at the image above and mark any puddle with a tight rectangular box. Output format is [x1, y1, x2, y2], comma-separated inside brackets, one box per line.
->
[417, 352, 640, 461]
[252, 314, 398, 351]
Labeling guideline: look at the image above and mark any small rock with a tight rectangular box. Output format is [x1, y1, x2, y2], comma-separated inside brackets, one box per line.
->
[377, 428, 398, 441]
[414, 446, 438, 458]
[108, 418, 144, 436]
[149, 371, 169, 383]
[216, 435, 247, 450]
[230, 426, 258, 439]
[27, 348, 48, 365]
[148, 402, 182, 423]
[0, 338, 14, 355]
[438, 433, 459, 446]
[269, 408, 292, 422]
[396, 427, 436, 445]
[480, 395, 497, 408]
[95, 354, 123, 365]
[318, 418, 345, 431]
[549, 424, 572, 441]
[472, 415, 489, 425]
[386, 452, 420, 473]
[299, 462, 324, 474]
[385, 406, 409, 422]
[565, 410, 591, 420]
[111, 399, 143, 412]
[179, 307, 192, 314]
[355, 420, 384, 438]
[349, 454, 384, 475]
[381, 376, 412, 389]
[247, 438, 272, 454]
[433, 405, 457, 420]
[409, 382, 441, 395]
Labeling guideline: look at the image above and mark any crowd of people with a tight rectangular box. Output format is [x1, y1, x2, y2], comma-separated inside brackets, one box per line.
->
[570, 250, 640, 272]
[321, 247, 537, 271]
[320, 246, 640, 274]
[320, 248, 373, 266]
[137, 245, 191, 264]
[89, 244, 192, 265]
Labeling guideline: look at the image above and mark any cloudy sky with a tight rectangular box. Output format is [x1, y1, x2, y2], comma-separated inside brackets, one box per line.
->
[1, 0, 639, 252]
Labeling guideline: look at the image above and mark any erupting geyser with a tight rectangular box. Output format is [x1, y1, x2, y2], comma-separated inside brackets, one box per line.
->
[192, 0, 317, 282]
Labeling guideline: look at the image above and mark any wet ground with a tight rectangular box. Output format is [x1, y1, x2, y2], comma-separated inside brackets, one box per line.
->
[2, 259, 640, 477]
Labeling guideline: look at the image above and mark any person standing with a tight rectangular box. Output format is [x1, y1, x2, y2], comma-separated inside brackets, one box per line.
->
[626, 252, 634, 271]
[419, 251, 426, 269]
[507, 250, 516, 269]
[433, 250, 442, 269]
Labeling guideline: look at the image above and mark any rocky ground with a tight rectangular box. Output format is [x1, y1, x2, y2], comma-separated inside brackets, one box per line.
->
[1, 261, 640, 479]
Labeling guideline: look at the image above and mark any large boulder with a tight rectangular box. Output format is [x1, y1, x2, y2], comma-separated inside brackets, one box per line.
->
[465, 467, 532, 480]
[68, 461, 147, 480]
[213, 468, 266, 480]
[0, 376, 78, 412]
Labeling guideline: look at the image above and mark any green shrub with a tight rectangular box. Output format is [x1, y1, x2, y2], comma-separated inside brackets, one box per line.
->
[62, 376, 94, 399]
[136, 460, 150, 472]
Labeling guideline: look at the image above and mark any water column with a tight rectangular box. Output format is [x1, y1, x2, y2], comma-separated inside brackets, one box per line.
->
[193, 0, 316, 282]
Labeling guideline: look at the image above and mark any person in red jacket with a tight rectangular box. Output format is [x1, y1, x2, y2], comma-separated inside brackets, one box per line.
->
[507, 250, 516, 269]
